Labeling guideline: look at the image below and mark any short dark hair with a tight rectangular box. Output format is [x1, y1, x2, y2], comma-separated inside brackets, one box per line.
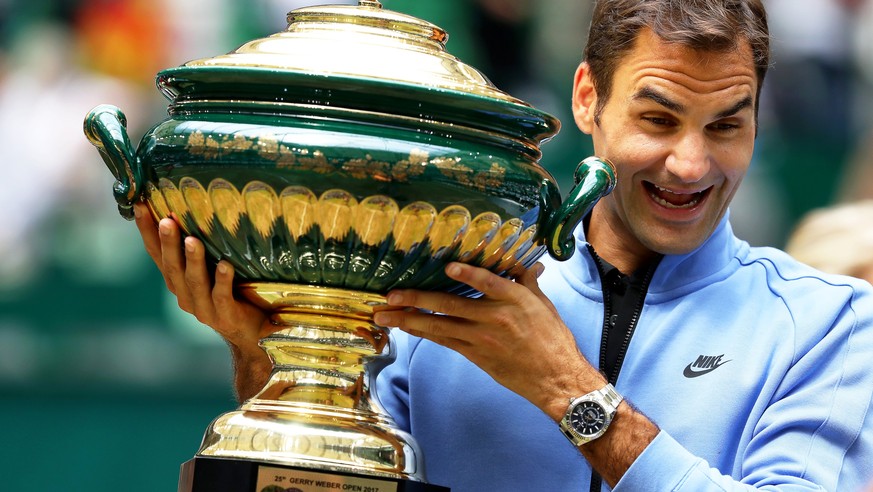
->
[584, 0, 770, 124]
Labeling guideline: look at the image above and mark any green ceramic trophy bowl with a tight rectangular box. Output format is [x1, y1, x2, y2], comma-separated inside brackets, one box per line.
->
[84, 1, 615, 490]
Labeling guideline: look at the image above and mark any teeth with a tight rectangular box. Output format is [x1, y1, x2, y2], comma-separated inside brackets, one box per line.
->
[654, 184, 687, 194]
[649, 184, 701, 209]
[651, 194, 700, 209]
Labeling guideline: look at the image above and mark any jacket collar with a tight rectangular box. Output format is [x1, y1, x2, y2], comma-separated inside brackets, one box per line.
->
[571, 211, 743, 298]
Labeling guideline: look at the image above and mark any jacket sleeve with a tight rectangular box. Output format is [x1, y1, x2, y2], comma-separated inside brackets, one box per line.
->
[617, 285, 873, 491]
[374, 329, 418, 433]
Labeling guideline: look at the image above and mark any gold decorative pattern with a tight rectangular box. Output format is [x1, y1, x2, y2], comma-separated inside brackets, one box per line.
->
[433, 156, 471, 184]
[433, 157, 508, 192]
[210, 178, 244, 236]
[159, 177, 190, 221]
[243, 181, 281, 239]
[180, 177, 215, 236]
[479, 218, 524, 269]
[316, 189, 356, 241]
[146, 181, 171, 220]
[187, 130, 255, 160]
[353, 196, 399, 246]
[426, 205, 471, 256]
[255, 131, 298, 167]
[392, 202, 437, 253]
[476, 162, 507, 191]
[146, 177, 541, 285]
[183, 130, 506, 189]
[343, 155, 392, 181]
[279, 186, 317, 240]
[297, 150, 333, 175]
[456, 212, 501, 262]
[389, 149, 428, 182]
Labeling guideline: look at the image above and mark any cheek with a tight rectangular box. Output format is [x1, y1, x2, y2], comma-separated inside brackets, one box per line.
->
[713, 135, 754, 178]
[595, 125, 663, 167]
[715, 155, 751, 195]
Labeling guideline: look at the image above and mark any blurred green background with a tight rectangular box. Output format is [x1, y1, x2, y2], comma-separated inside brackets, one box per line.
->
[2, 0, 873, 490]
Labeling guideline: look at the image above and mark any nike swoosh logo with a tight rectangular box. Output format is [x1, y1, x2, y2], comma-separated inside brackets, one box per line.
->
[683, 360, 731, 378]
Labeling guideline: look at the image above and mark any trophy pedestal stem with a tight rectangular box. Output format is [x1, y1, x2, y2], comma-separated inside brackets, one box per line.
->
[192, 283, 429, 484]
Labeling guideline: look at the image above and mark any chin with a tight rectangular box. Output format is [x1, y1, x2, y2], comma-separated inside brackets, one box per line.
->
[653, 242, 702, 256]
[642, 231, 708, 256]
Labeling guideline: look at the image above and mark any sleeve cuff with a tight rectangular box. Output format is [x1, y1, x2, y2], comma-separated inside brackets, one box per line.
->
[614, 430, 710, 491]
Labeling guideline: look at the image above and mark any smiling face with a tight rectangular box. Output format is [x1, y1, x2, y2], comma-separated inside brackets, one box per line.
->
[573, 28, 758, 272]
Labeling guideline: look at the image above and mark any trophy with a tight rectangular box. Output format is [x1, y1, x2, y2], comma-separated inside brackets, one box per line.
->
[84, 2, 616, 491]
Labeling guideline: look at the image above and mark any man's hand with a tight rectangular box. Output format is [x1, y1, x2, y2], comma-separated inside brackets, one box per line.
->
[372, 261, 659, 487]
[372, 261, 604, 421]
[132, 202, 273, 401]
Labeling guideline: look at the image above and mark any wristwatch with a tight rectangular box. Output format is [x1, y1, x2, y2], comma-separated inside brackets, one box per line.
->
[559, 383, 623, 446]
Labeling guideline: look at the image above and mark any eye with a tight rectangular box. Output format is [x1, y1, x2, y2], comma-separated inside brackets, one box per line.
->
[707, 120, 741, 133]
[642, 116, 676, 128]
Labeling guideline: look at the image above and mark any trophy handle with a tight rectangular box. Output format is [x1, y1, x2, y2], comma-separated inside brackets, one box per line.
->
[84, 104, 143, 220]
[544, 156, 616, 261]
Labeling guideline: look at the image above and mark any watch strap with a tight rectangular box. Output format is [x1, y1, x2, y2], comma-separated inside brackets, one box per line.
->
[559, 383, 623, 445]
[598, 383, 623, 409]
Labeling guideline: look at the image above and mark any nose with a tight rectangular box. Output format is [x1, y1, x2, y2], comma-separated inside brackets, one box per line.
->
[665, 132, 710, 183]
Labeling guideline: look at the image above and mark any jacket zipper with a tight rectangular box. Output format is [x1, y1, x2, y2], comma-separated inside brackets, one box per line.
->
[606, 260, 658, 384]
[586, 245, 660, 492]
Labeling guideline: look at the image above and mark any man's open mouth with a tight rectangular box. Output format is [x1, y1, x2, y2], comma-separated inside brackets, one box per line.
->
[644, 182, 709, 209]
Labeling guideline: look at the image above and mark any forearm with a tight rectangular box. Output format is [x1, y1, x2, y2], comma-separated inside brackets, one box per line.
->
[228, 342, 272, 402]
[540, 362, 659, 488]
[576, 401, 659, 488]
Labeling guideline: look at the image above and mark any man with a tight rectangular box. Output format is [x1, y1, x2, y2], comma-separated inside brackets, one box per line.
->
[135, 0, 873, 490]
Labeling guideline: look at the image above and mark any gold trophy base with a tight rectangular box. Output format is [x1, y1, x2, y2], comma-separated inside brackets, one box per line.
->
[179, 456, 450, 492]
[178, 284, 447, 491]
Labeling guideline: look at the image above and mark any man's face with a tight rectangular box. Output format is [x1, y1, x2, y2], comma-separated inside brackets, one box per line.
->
[573, 29, 758, 259]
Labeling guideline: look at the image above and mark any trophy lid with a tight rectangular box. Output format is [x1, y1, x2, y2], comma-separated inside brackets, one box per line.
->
[157, 0, 560, 146]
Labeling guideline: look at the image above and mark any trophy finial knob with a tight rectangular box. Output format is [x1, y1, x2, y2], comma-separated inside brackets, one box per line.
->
[359, 0, 382, 7]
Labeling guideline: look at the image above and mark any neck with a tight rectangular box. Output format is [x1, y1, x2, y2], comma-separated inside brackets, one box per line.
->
[586, 208, 659, 275]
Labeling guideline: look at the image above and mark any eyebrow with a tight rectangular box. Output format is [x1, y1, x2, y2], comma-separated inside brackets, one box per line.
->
[633, 86, 685, 113]
[632, 86, 754, 118]
[715, 96, 754, 119]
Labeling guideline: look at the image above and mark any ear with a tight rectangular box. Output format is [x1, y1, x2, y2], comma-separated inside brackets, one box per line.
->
[572, 62, 597, 135]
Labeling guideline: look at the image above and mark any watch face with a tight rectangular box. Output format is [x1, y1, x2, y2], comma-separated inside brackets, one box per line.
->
[570, 401, 607, 436]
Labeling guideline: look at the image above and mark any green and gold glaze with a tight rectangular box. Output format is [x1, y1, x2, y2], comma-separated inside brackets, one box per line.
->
[83, 1, 617, 484]
[84, 0, 618, 285]
[85, 98, 614, 292]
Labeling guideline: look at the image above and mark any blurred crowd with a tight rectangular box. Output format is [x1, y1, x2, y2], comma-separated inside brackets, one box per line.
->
[1, 0, 871, 293]
[0, 0, 264, 289]
[0, 0, 870, 376]
[0, 0, 871, 490]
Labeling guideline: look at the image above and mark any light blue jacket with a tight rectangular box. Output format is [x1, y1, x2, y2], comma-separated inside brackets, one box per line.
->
[376, 215, 873, 491]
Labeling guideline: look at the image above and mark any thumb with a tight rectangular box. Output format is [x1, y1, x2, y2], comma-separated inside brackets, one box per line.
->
[516, 262, 559, 313]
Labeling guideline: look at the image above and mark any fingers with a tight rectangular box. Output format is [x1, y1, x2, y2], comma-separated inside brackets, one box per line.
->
[513, 262, 544, 293]
[133, 202, 191, 310]
[134, 204, 209, 317]
[211, 260, 236, 312]
[133, 203, 162, 266]
[131, 205, 269, 361]
[158, 217, 196, 312]
[373, 308, 471, 349]
[209, 260, 270, 344]
[445, 262, 526, 304]
[184, 236, 217, 324]
[373, 263, 523, 341]
[382, 288, 480, 321]
[515, 262, 560, 316]
[376, 262, 542, 322]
